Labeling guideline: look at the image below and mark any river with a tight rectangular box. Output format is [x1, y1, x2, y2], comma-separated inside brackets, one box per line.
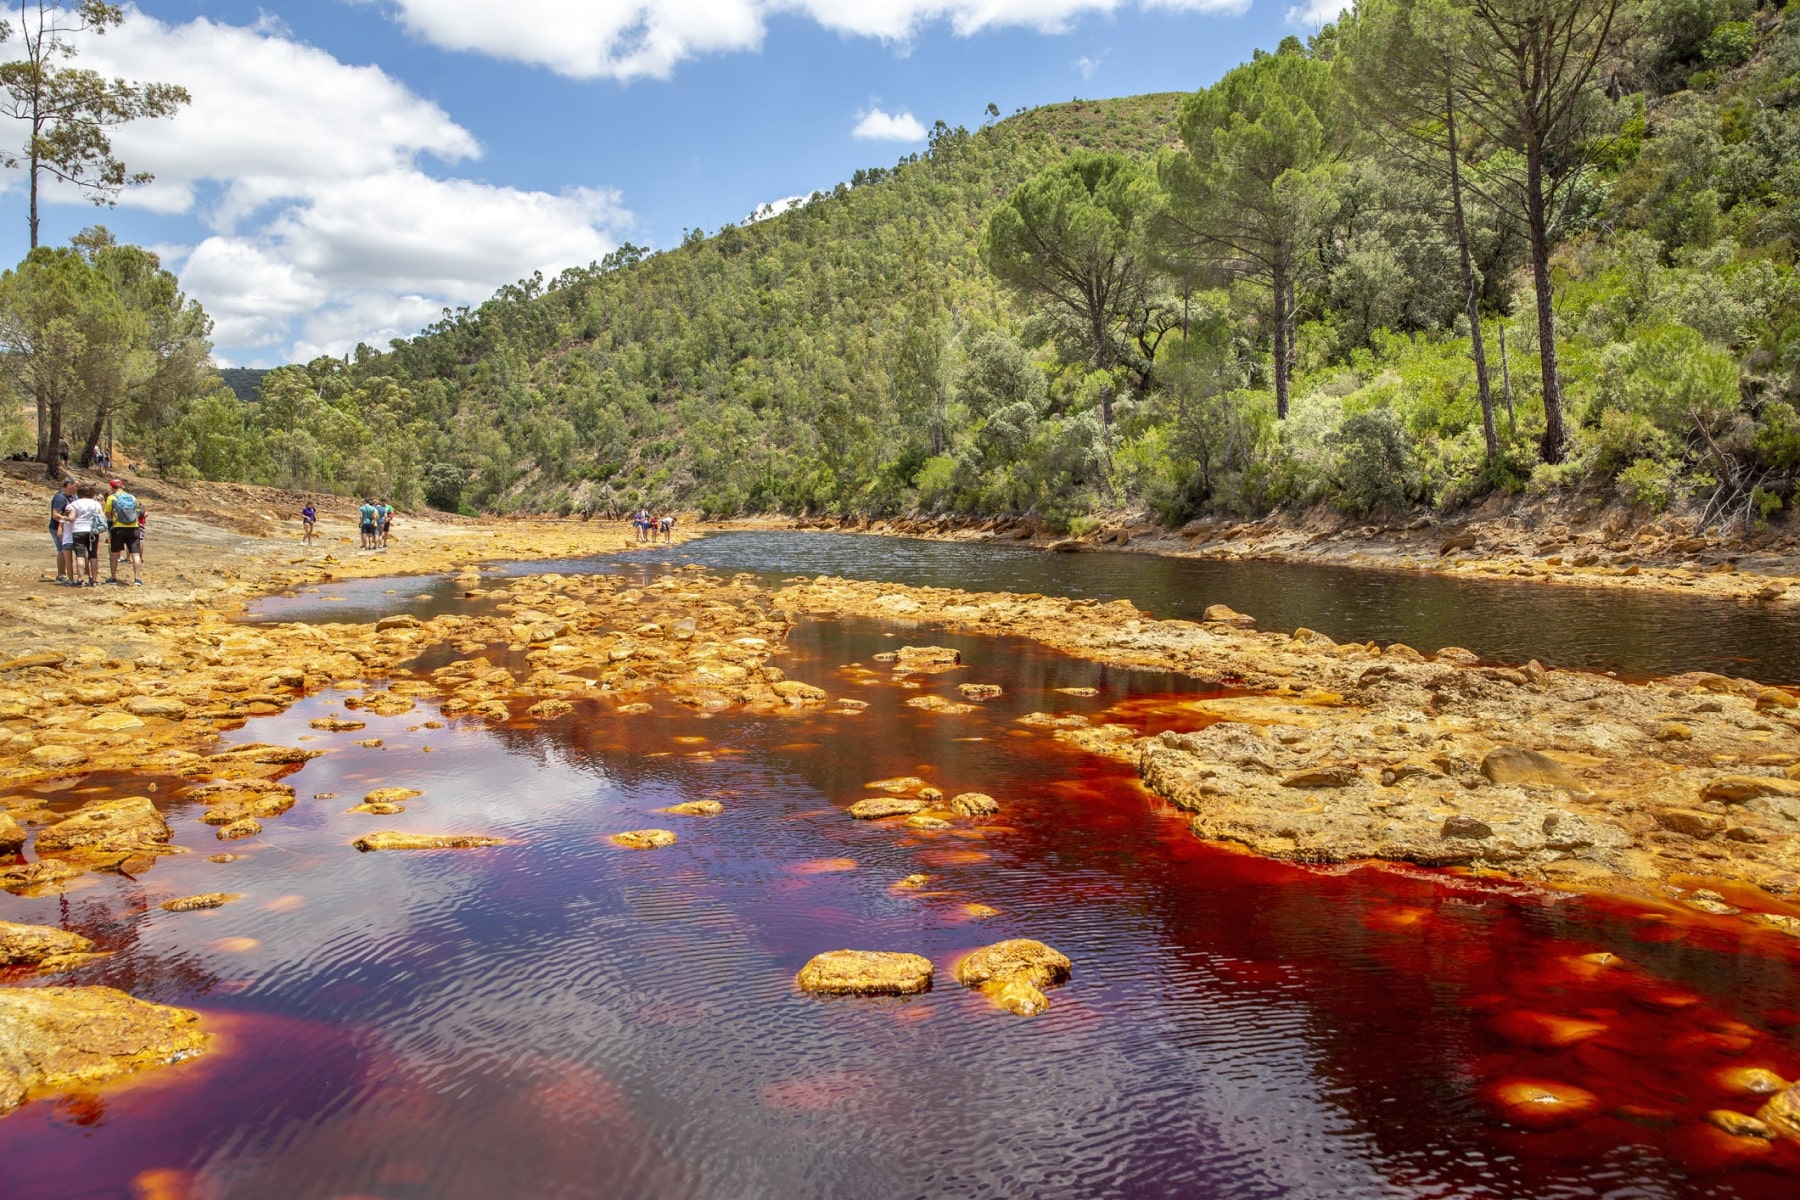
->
[2, 537, 1797, 1197]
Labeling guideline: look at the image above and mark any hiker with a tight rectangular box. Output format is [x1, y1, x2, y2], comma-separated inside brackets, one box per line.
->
[358, 498, 377, 549]
[379, 499, 394, 548]
[49, 477, 75, 584]
[631, 507, 648, 544]
[301, 501, 317, 546]
[104, 479, 145, 586]
[659, 512, 675, 544]
[61, 483, 106, 587]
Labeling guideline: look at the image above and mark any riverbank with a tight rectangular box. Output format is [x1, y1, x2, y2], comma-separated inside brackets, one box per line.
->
[715, 495, 1800, 606]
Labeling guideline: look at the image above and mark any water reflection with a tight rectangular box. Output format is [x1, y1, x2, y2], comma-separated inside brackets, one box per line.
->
[4, 614, 1797, 1197]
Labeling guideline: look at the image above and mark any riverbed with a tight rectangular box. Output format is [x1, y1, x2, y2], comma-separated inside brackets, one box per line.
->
[252, 532, 1800, 683]
[3, 540, 1800, 1197]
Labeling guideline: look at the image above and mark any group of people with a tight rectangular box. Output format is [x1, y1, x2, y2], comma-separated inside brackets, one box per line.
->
[631, 507, 675, 544]
[358, 498, 396, 549]
[49, 477, 146, 587]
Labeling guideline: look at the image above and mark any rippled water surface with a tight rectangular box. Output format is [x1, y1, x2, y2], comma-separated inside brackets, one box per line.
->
[5, 579, 1800, 1198]
[251, 532, 1800, 682]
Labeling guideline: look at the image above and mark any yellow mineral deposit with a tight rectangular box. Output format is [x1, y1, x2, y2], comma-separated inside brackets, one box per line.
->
[159, 893, 241, 913]
[657, 800, 724, 816]
[954, 938, 1072, 1017]
[846, 797, 927, 820]
[1485, 1079, 1602, 1128]
[795, 950, 934, 996]
[0, 988, 209, 1115]
[609, 829, 678, 849]
[352, 832, 509, 852]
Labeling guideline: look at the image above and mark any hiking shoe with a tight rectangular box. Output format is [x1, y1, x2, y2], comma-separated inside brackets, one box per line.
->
[133, 579, 143, 586]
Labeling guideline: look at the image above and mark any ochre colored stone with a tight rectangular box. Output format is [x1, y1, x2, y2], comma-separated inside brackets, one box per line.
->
[1756, 1083, 1800, 1141]
[954, 939, 1072, 990]
[0, 986, 208, 1114]
[1706, 1109, 1776, 1139]
[216, 817, 262, 841]
[83, 710, 145, 733]
[0, 920, 95, 966]
[847, 797, 928, 820]
[1281, 765, 1359, 788]
[658, 800, 724, 816]
[1701, 775, 1800, 803]
[1486, 1080, 1601, 1128]
[35, 797, 171, 857]
[1717, 1067, 1790, 1097]
[364, 787, 423, 806]
[865, 776, 927, 793]
[957, 684, 1003, 700]
[159, 893, 241, 913]
[353, 832, 509, 851]
[1480, 747, 1589, 794]
[949, 792, 1000, 817]
[906, 695, 976, 715]
[795, 950, 932, 996]
[609, 829, 677, 849]
[905, 814, 951, 830]
[772, 680, 827, 702]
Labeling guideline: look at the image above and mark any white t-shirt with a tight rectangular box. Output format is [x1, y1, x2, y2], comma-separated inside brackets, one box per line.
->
[68, 497, 105, 534]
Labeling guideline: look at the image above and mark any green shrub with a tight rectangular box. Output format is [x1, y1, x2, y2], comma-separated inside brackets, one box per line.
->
[1616, 456, 1682, 510]
[1328, 409, 1416, 514]
[1067, 514, 1102, 537]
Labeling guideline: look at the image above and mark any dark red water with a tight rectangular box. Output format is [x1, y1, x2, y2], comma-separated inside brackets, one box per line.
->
[3, 612, 1800, 1199]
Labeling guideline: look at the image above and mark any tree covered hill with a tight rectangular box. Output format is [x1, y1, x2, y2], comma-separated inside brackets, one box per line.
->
[148, 2, 1800, 536]
[263, 93, 1186, 518]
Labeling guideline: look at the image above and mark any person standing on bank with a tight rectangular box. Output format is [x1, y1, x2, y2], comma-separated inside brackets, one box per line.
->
[61, 484, 106, 587]
[49, 477, 76, 584]
[104, 479, 145, 585]
[301, 502, 317, 546]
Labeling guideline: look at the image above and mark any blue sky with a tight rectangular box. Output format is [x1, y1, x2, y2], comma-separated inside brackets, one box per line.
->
[1, 1, 1343, 366]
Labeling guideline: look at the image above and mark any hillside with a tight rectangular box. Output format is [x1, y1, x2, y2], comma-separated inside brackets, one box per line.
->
[149, 3, 1800, 538]
[210, 95, 1184, 517]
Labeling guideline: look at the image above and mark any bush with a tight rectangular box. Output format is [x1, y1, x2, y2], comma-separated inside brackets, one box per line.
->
[1067, 514, 1102, 537]
[1702, 21, 1756, 68]
[1329, 409, 1416, 514]
[1616, 456, 1682, 510]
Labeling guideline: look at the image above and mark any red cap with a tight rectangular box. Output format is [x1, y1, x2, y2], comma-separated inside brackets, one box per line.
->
[108, 479, 121, 488]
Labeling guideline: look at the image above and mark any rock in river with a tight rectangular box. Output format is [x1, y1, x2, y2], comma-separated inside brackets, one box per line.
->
[847, 797, 928, 820]
[1758, 1082, 1800, 1142]
[0, 986, 208, 1115]
[796, 950, 933, 996]
[609, 829, 677, 849]
[159, 893, 241, 913]
[353, 832, 509, 852]
[0, 920, 95, 966]
[34, 797, 172, 858]
[949, 792, 1001, 818]
[955, 938, 1072, 1017]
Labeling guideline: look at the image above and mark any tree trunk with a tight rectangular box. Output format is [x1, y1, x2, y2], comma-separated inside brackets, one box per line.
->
[1447, 92, 1497, 460]
[1271, 256, 1290, 420]
[43, 393, 63, 482]
[79, 403, 107, 469]
[34, 380, 49, 462]
[1524, 137, 1566, 463]
[1498, 322, 1516, 436]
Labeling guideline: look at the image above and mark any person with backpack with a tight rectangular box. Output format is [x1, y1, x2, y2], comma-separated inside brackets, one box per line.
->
[61, 484, 106, 587]
[49, 477, 76, 585]
[104, 479, 145, 586]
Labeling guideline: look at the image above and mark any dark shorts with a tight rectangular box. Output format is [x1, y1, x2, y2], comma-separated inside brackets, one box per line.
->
[72, 530, 99, 557]
[361, 522, 375, 535]
[111, 526, 141, 555]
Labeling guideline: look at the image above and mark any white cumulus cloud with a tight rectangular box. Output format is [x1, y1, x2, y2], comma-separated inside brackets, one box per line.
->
[852, 108, 928, 141]
[6, 8, 631, 364]
[373, 0, 1250, 81]
[1284, 0, 1351, 26]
